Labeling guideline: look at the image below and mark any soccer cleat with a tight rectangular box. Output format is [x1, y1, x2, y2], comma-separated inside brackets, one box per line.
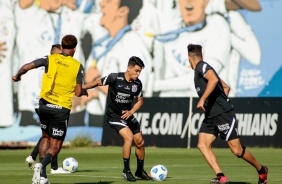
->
[26, 155, 36, 169]
[135, 170, 151, 180]
[50, 167, 71, 174]
[122, 171, 137, 182]
[32, 163, 43, 184]
[210, 176, 229, 184]
[258, 166, 268, 184]
[40, 177, 50, 184]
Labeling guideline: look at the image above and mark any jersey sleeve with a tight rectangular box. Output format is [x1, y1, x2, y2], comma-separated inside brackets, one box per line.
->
[136, 80, 143, 97]
[197, 62, 213, 78]
[76, 64, 84, 84]
[101, 73, 117, 86]
[33, 56, 48, 68]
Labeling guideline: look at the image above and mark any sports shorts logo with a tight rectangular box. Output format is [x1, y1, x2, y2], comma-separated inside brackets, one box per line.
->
[40, 124, 47, 129]
[46, 104, 62, 109]
[52, 128, 64, 136]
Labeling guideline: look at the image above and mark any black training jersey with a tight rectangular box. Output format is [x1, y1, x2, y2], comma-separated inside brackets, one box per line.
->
[194, 61, 234, 118]
[101, 72, 143, 122]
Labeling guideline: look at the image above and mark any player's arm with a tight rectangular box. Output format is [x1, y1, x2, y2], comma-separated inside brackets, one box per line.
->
[220, 78, 230, 96]
[131, 96, 144, 114]
[83, 73, 117, 90]
[12, 57, 47, 82]
[122, 96, 144, 120]
[75, 64, 88, 97]
[12, 62, 36, 82]
[83, 78, 103, 89]
[197, 70, 218, 111]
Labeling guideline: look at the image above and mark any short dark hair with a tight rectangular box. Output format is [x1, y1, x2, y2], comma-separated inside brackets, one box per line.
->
[120, 0, 143, 24]
[51, 44, 61, 50]
[187, 44, 203, 58]
[61, 35, 77, 49]
[50, 44, 61, 54]
[128, 56, 145, 69]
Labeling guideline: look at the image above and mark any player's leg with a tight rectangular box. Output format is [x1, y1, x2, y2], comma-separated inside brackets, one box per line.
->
[51, 156, 58, 170]
[198, 116, 229, 184]
[26, 108, 41, 168]
[198, 132, 222, 173]
[198, 132, 229, 184]
[119, 127, 134, 171]
[227, 139, 268, 184]
[220, 110, 268, 184]
[32, 131, 50, 184]
[133, 132, 150, 180]
[119, 127, 136, 180]
[26, 137, 42, 168]
[32, 105, 51, 184]
[33, 107, 69, 183]
[108, 120, 136, 181]
[50, 155, 71, 174]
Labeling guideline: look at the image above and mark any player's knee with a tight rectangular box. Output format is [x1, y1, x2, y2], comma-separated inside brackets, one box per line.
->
[235, 146, 246, 158]
[124, 135, 134, 143]
[197, 142, 208, 151]
[136, 139, 145, 149]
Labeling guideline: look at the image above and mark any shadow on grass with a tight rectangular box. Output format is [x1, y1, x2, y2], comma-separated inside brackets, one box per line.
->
[229, 182, 251, 184]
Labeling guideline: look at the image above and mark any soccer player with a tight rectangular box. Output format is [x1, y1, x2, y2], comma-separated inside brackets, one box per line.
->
[12, 35, 88, 184]
[187, 44, 268, 184]
[14, 0, 91, 125]
[25, 44, 70, 174]
[83, 56, 151, 182]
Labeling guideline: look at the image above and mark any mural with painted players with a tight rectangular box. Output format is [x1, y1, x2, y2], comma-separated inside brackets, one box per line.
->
[0, 0, 281, 140]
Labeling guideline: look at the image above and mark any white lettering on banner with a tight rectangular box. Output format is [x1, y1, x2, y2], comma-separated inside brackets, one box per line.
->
[237, 113, 278, 136]
[135, 112, 278, 137]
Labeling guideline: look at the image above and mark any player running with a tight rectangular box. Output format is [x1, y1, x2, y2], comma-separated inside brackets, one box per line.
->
[187, 44, 268, 184]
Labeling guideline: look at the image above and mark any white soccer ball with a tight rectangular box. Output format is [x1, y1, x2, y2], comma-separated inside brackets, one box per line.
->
[150, 165, 168, 181]
[62, 157, 78, 173]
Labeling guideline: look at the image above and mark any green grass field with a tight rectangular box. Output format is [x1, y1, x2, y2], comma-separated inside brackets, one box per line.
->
[0, 147, 281, 184]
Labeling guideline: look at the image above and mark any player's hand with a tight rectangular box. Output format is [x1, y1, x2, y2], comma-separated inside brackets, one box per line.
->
[12, 75, 21, 82]
[196, 98, 205, 111]
[121, 110, 133, 120]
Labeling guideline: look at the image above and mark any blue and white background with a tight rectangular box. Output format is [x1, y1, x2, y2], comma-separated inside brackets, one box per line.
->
[0, 0, 281, 143]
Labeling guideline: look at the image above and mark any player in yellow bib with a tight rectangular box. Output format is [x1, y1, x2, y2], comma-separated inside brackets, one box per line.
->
[12, 35, 88, 184]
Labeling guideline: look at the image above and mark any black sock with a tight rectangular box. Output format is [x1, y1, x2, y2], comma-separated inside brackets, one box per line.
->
[136, 158, 144, 173]
[40, 158, 47, 178]
[30, 137, 42, 161]
[51, 156, 58, 170]
[123, 158, 130, 173]
[216, 173, 225, 177]
[41, 153, 53, 168]
[258, 165, 265, 174]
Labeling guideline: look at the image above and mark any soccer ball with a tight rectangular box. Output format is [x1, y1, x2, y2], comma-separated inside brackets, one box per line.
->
[150, 165, 168, 181]
[62, 157, 78, 173]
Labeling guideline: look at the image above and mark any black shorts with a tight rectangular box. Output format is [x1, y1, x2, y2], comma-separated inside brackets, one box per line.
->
[199, 110, 239, 141]
[39, 99, 70, 141]
[108, 116, 141, 135]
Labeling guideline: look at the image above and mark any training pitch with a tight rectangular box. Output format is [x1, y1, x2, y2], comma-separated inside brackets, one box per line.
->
[0, 147, 281, 184]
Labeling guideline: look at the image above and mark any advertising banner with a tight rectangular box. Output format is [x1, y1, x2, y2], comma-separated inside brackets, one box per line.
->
[102, 98, 281, 148]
